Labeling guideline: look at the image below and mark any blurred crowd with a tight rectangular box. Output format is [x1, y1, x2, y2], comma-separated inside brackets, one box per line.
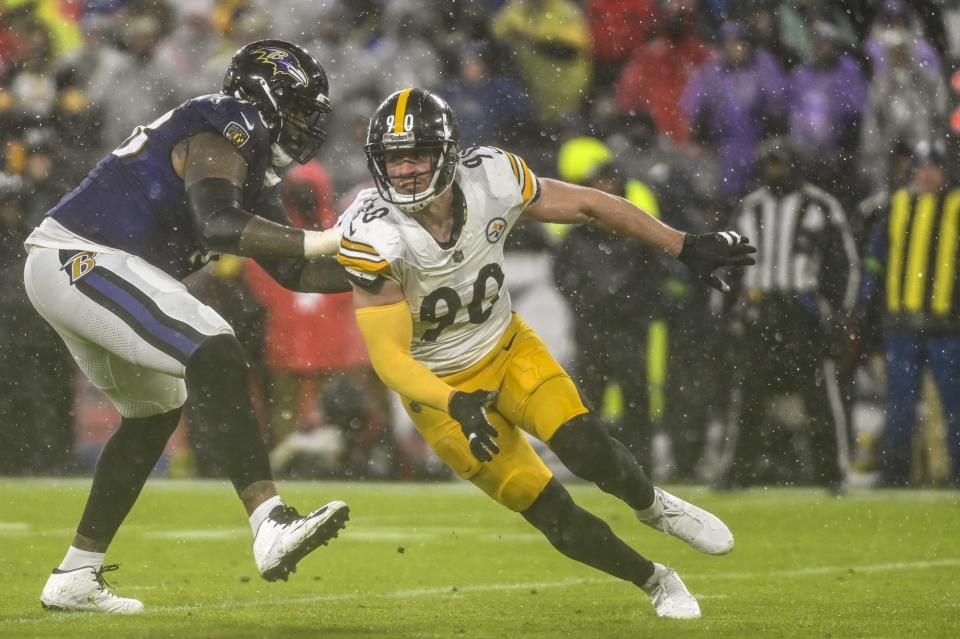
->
[1, 0, 958, 490]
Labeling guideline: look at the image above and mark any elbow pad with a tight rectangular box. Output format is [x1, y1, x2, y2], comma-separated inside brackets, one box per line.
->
[187, 177, 252, 253]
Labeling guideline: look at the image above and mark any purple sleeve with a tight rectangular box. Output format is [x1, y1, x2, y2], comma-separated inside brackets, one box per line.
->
[758, 51, 788, 114]
[839, 57, 868, 118]
[913, 40, 942, 76]
[681, 61, 712, 121]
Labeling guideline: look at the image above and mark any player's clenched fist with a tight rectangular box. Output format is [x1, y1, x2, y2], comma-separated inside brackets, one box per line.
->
[678, 231, 757, 293]
[449, 390, 500, 462]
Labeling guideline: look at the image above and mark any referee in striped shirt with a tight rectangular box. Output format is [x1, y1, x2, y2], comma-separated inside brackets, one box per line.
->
[719, 138, 860, 490]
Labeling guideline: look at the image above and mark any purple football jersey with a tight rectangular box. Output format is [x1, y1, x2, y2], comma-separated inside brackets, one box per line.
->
[49, 94, 272, 279]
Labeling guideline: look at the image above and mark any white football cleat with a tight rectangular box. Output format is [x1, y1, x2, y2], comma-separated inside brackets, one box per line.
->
[636, 487, 734, 555]
[254, 500, 349, 582]
[642, 563, 701, 619]
[40, 564, 144, 614]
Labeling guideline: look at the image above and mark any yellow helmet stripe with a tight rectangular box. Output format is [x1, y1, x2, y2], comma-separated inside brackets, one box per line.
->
[393, 88, 413, 133]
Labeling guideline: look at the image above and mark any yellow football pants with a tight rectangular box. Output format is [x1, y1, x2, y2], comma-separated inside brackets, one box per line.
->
[402, 314, 589, 511]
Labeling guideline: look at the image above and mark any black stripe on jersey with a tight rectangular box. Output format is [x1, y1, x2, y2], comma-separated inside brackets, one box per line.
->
[509, 152, 527, 193]
[530, 176, 542, 204]
[789, 192, 810, 291]
[899, 191, 918, 305]
[748, 196, 765, 288]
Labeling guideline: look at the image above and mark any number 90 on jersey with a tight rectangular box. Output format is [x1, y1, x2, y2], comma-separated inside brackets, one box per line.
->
[419, 263, 504, 342]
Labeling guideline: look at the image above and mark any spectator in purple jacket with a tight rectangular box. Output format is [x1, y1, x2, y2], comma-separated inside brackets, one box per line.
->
[682, 21, 788, 200]
[789, 22, 868, 203]
[445, 45, 537, 151]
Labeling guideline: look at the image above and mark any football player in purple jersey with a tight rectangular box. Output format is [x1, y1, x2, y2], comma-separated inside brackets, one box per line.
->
[25, 40, 352, 613]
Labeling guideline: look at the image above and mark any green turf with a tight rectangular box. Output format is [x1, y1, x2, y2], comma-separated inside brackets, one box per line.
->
[0, 479, 957, 638]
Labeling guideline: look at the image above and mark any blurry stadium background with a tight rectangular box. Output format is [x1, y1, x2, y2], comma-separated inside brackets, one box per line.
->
[2, 0, 959, 488]
[1, 0, 960, 634]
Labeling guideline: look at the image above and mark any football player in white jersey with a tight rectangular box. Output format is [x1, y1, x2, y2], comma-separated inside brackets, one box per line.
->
[338, 88, 756, 619]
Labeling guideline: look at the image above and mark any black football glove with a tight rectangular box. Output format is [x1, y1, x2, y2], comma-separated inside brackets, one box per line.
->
[678, 231, 757, 293]
[448, 390, 500, 462]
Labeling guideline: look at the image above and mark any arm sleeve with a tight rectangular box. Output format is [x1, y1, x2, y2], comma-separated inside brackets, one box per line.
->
[187, 177, 307, 259]
[248, 187, 308, 288]
[859, 218, 888, 306]
[355, 301, 455, 412]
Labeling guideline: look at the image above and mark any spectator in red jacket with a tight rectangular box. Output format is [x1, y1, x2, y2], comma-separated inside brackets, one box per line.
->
[615, 0, 710, 145]
[243, 162, 371, 453]
[585, 0, 659, 87]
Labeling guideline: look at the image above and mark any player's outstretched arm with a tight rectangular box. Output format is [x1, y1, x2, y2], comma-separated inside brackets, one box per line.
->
[182, 132, 339, 260]
[351, 281, 500, 460]
[524, 178, 756, 292]
[248, 189, 352, 294]
[254, 256, 352, 293]
[351, 280, 457, 413]
[294, 259, 352, 293]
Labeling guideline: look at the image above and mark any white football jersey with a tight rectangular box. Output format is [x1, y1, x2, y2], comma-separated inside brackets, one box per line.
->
[338, 146, 540, 375]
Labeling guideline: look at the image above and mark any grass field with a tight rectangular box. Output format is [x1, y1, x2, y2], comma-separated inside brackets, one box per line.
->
[0, 479, 958, 638]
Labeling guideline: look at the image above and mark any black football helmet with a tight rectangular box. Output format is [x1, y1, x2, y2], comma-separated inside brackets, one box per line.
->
[365, 88, 460, 213]
[222, 39, 331, 164]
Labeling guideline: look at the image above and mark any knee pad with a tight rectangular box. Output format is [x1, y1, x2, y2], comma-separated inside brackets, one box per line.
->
[112, 383, 187, 419]
[498, 467, 553, 512]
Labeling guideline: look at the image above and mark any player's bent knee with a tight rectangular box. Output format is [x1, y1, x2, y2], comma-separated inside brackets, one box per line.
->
[521, 478, 578, 543]
[186, 333, 246, 378]
[115, 391, 186, 420]
[111, 371, 187, 418]
[523, 375, 589, 442]
[497, 467, 553, 512]
[120, 407, 183, 441]
[549, 413, 612, 472]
